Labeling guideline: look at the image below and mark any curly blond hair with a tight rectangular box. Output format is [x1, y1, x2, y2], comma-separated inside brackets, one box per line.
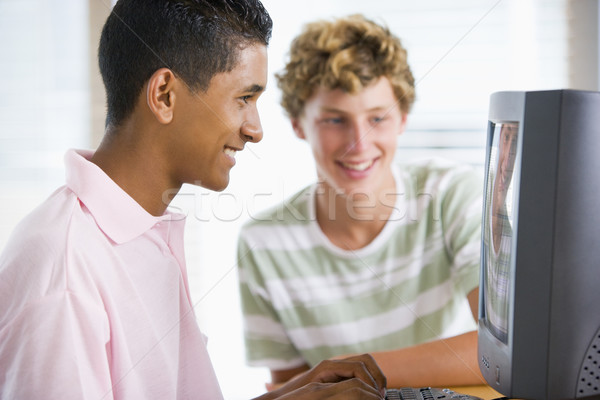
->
[276, 14, 415, 119]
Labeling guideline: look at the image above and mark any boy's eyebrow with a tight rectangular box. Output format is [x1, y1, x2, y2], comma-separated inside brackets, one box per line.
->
[244, 84, 265, 93]
[319, 105, 389, 113]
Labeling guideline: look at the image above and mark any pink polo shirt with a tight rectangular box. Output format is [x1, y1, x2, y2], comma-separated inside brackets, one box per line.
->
[0, 150, 224, 399]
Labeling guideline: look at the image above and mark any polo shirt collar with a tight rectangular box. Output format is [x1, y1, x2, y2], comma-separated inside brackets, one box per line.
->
[64, 149, 183, 244]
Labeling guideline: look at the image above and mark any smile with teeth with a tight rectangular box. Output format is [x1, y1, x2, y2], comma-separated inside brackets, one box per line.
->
[339, 159, 375, 171]
[224, 147, 237, 158]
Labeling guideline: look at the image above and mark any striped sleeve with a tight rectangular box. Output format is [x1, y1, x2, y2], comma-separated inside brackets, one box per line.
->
[439, 165, 483, 296]
[237, 225, 306, 370]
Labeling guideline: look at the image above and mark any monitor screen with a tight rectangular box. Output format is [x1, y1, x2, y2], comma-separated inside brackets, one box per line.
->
[482, 121, 518, 345]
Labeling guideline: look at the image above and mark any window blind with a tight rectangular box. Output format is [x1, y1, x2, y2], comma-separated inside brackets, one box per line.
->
[0, 0, 89, 245]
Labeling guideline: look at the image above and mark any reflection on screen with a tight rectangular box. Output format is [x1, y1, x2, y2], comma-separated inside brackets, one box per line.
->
[483, 122, 519, 343]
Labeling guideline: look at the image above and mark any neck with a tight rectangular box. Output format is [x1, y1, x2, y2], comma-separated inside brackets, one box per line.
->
[315, 177, 396, 250]
[90, 123, 180, 217]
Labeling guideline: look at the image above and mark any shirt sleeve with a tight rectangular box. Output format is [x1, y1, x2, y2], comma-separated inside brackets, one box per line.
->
[236, 232, 306, 371]
[440, 166, 484, 296]
[0, 291, 112, 399]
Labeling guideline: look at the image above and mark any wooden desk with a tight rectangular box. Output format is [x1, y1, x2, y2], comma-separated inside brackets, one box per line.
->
[446, 385, 504, 399]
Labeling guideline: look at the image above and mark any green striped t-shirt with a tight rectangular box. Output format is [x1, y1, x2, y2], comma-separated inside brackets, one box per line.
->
[237, 159, 483, 370]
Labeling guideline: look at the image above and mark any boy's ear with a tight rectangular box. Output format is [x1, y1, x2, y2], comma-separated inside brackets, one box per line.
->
[398, 112, 408, 136]
[291, 118, 306, 140]
[146, 68, 176, 124]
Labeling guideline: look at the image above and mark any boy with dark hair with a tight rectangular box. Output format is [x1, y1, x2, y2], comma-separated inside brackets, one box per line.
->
[0, 2, 385, 399]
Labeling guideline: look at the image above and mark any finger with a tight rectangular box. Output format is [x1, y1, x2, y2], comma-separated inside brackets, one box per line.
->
[341, 354, 387, 394]
[327, 378, 384, 399]
[312, 359, 382, 395]
[293, 379, 383, 400]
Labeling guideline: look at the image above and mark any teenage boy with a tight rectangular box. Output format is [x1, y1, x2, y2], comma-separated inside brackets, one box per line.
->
[238, 14, 484, 389]
[0, 2, 385, 399]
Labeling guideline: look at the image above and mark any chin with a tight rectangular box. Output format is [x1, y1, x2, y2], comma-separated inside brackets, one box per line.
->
[194, 176, 230, 192]
[209, 181, 230, 192]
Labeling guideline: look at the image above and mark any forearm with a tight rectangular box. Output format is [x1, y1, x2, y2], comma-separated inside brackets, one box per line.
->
[371, 331, 485, 388]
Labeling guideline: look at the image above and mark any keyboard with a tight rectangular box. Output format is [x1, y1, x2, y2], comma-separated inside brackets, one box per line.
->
[385, 387, 483, 400]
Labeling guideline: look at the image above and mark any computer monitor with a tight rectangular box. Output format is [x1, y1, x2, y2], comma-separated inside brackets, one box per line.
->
[478, 90, 600, 400]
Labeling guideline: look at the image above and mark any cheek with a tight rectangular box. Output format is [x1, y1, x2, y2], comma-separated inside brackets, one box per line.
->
[384, 131, 399, 146]
[375, 130, 400, 151]
[312, 136, 343, 159]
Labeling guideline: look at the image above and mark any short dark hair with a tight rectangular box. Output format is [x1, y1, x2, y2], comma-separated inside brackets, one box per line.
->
[98, 0, 273, 128]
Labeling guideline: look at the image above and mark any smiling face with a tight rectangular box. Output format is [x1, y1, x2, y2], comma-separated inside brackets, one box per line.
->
[293, 77, 407, 197]
[167, 44, 268, 191]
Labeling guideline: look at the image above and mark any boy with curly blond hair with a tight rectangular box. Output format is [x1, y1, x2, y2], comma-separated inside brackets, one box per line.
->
[238, 14, 484, 389]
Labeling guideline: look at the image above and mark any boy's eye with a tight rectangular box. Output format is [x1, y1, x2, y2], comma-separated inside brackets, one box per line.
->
[241, 95, 252, 104]
[323, 117, 343, 124]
